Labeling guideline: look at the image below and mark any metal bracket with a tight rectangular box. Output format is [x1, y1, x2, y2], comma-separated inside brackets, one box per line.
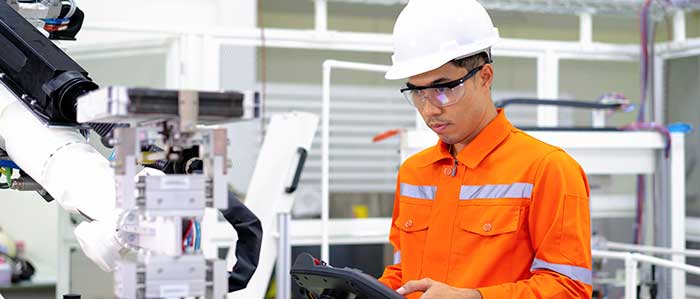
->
[179, 90, 199, 133]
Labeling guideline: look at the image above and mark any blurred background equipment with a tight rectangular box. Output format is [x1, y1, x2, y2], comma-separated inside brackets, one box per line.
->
[0, 227, 35, 286]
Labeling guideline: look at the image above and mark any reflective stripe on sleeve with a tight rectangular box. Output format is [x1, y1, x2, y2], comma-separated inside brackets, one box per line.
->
[460, 182, 533, 200]
[393, 251, 401, 264]
[530, 258, 592, 285]
[400, 183, 436, 200]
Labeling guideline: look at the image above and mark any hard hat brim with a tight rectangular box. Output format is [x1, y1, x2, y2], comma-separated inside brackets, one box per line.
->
[385, 36, 500, 80]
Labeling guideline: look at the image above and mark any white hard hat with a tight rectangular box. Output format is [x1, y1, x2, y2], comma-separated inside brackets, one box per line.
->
[385, 0, 500, 80]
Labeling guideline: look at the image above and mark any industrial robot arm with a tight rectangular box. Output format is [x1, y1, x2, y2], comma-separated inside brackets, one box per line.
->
[0, 3, 264, 294]
[0, 1, 115, 222]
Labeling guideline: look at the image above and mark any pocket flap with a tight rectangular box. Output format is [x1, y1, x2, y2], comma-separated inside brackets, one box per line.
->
[459, 205, 520, 236]
[395, 203, 431, 232]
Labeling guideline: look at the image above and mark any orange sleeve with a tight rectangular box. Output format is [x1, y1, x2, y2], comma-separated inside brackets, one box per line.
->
[378, 176, 403, 290]
[478, 150, 592, 298]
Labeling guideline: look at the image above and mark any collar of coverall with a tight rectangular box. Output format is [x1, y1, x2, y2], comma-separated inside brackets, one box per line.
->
[416, 108, 513, 169]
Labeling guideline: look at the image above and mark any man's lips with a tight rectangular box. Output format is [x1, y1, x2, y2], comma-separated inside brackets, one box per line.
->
[430, 123, 449, 133]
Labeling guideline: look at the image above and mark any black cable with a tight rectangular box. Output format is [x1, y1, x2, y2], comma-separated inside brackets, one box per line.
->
[88, 124, 203, 174]
[494, 98, 624, 110]
[650, 265, 658, 299]
[220, 192, 262, 292]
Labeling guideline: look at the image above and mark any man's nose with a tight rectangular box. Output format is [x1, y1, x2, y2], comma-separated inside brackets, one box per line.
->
[421, 97, 442, 116]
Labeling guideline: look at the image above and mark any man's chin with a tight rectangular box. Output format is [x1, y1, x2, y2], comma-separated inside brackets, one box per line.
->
[439, 135, 455, 145]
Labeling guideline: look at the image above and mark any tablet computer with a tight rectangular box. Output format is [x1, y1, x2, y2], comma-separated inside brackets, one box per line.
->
[290, 253, 405, 299]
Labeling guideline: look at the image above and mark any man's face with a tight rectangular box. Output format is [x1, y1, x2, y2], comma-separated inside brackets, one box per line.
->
[406, 62, 492, 146]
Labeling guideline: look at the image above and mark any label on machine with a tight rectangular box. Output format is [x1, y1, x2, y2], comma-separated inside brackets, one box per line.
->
[159, 285, 190, 297]
[160, 176, 191, 190]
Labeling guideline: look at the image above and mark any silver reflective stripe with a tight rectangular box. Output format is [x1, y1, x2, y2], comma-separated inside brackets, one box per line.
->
[400, 183, 436, 200]
[393, 251, 401, 264]
[459, 183, 533, 200]
[530, 258, 592, 285]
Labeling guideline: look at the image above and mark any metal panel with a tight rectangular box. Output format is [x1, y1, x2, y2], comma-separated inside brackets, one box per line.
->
[142, 255, 207, 298]
[143, 175, 206, 212]
[207, 259, 228, 299]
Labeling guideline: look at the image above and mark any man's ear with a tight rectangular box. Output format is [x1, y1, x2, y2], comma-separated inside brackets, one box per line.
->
[480, 63, 494, 90]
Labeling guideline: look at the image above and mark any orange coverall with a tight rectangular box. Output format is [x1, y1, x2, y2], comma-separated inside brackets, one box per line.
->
[379, 109, 592, 298]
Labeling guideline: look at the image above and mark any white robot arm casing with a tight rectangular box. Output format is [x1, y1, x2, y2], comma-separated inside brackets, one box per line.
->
[0, 82, 116, 222]
[0, 82, 128, 271]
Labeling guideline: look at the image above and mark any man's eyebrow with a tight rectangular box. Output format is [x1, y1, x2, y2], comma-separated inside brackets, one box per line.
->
[430, 77, 452, 85]
[405, 77, 453, 89]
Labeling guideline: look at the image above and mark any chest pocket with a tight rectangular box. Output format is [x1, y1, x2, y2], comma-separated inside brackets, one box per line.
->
[395, 198, 432, 281]
[458, 204, 520, 236]
[449, 202, 528, 285]
[395, 198, 431, 233]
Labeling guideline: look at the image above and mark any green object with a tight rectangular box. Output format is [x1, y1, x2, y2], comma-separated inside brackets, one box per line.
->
[3, 167, 11, 185]
[265, 275, 276, 299]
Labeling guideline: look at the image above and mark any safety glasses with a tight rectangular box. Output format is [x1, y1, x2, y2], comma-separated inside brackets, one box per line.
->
[400, 64, 486, 109]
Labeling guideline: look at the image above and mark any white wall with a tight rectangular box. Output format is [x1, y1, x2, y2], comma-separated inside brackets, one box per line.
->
[667, 56, 700, 218]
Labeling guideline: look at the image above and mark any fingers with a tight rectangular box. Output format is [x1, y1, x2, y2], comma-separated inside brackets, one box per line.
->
[397, 278, 433, 295]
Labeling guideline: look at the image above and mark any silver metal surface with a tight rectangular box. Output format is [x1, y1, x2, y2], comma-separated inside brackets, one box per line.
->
[178, 90, 199, 133]
[108, 89, 231, 298]
[143, 175, 206, 213]
[114, 128, 137, 208]
[207, 259, 228, 299]
[143, 255, 207, 298]
[9, 177, 42, 191]
[114, 262, 138, 299]
[202, 129, 228, 209]
[276, 212, 292, 299]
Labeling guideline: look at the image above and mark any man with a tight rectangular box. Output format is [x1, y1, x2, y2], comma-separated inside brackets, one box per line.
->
[377, 0, 592, 298]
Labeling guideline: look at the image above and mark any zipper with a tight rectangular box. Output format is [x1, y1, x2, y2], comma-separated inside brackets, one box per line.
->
[451, 158, 458, 177]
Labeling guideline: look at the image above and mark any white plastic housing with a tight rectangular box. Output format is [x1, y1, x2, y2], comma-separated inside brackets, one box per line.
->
[0, 83, 115, 221]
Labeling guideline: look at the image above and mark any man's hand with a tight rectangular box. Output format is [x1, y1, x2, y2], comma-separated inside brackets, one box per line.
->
[396, 278, 482, 299]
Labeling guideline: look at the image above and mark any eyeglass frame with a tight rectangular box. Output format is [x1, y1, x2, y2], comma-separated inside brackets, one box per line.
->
[399, 63, 489, 108]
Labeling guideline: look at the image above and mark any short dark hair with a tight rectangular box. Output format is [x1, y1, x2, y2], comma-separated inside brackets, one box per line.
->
[450, 51, 490, 71]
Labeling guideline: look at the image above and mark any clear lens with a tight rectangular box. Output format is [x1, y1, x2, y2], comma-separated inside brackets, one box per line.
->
[402, 84, 465, 108]
[402, 90, 422, 106]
